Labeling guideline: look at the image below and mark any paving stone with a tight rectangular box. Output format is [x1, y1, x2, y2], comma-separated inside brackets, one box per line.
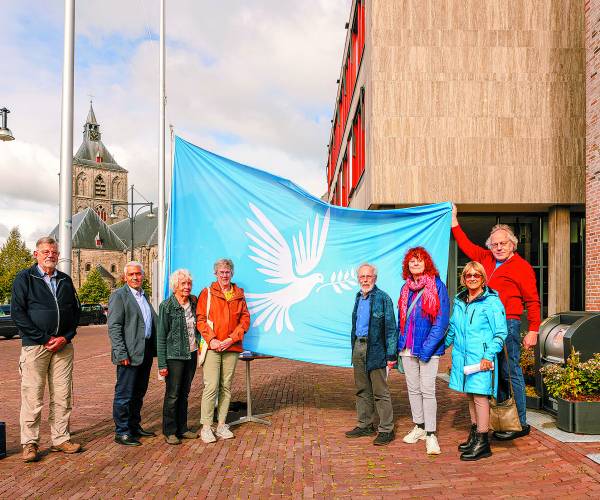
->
[0, 327, 600, 498]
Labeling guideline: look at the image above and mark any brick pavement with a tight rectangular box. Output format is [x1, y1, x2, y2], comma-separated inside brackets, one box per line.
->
[1, 327, 600, 499]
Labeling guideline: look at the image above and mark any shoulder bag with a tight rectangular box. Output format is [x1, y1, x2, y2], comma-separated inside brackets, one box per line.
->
[489, 344, 522, 432]
[198, 288, 212, 366]
[397, 289, 424, 374]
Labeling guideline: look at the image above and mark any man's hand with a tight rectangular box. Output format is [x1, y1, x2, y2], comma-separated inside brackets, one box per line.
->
[523, 331, 538, 349]
[44, 337, 67, 352]
[480, 359, 494, 371]
[119, 358, 131, 366]
[209, 338, 220, 350]
[218, 338, 234, 352]
[451, 203, 459, 228]
[159, 368, 169, 378]
[386, 360, 396, 370]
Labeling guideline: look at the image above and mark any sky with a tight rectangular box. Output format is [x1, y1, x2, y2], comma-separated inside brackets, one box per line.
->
[0, 0, 351, 248]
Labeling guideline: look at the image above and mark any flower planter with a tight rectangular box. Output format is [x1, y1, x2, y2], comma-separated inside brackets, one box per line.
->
[556, 397, 575, 433]
[573, 401, 600, 434]
[525, 394, 542, 410]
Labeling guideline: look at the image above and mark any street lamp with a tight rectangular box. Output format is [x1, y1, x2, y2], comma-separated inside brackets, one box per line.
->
[0, 108, 15, 141]
[110, 185, 155, 261]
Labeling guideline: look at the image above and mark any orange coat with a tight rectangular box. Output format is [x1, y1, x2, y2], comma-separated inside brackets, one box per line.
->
[196, 282, 250, 353]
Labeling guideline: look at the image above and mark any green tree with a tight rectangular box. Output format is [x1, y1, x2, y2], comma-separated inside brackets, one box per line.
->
[0, 228, 34, 303]
[78, 267, 111, 304]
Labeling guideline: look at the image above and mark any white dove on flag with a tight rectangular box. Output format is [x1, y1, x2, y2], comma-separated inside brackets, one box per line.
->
[245, 203, 330, 334]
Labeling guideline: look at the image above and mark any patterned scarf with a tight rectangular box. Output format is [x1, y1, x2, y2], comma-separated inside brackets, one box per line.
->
[398, 274, 440, 333]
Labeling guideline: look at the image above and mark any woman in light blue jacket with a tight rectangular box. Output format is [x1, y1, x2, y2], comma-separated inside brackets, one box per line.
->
[446, 261, 507, 461]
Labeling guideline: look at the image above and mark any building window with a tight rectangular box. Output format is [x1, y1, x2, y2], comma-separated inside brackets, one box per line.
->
[112, 177, 122, 199]
[76, 173, 87, 196]
[450, 214, 549, 325]
[95, 175, 106, 197]
[96, 205, 107, 221]
[85, 263, 91, 271]
[111, 264, 116, 273]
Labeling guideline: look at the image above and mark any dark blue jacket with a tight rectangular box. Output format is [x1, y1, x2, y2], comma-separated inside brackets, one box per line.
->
[351, 286, 398, 372]
[11, 264, 81, 346]
[397, 276, 450, 362]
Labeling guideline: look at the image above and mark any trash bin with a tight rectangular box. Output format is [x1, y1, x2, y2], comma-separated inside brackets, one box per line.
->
[537, 312, 600, 414]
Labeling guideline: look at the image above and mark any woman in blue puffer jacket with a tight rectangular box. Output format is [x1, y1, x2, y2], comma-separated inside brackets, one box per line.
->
[446, 261, 507, 461]
[396, 247, 449, 456]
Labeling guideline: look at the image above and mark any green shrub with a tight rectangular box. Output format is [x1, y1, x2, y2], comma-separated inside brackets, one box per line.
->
[540, 349, 600, 401]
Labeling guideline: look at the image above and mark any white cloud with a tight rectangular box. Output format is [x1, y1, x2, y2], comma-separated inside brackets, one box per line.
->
[1, 0, 351, 245]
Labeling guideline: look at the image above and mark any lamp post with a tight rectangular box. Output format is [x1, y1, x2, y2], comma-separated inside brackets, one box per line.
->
[0, 108, 15, 141]
[110, 185, 155, 262]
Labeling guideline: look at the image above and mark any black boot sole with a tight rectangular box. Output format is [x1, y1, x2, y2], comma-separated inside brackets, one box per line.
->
[460, 451, 492, 461]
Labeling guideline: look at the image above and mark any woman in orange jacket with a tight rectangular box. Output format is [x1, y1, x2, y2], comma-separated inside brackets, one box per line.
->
[196, 258, 250, 443]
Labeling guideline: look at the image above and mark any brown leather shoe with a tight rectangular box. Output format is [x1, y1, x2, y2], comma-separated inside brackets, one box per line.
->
[51, 440, 82, 454]
[22, 443, 39, 462]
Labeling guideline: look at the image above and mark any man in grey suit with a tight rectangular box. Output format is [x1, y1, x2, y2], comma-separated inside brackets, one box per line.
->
[108, 261, 158, 446]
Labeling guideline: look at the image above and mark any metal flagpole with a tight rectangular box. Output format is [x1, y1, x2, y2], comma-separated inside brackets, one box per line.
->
[58, 0, 75, 274]
[158, 0, 166, 301]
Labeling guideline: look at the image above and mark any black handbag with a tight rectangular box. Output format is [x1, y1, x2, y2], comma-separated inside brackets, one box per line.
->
[489, 345, 522, 432]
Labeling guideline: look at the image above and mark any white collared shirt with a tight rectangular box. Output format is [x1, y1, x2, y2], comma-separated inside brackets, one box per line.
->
[128, 285, 152, 339]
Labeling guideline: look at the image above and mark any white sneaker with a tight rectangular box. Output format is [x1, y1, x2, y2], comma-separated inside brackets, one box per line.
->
[200, 425, 216, 443]
[403, 425, 427, 444]
[426, 434, 441, 455]
[215, 423, 234, 440]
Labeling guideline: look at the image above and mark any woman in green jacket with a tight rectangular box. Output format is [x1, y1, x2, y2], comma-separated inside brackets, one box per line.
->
[157, 269, 202, 445]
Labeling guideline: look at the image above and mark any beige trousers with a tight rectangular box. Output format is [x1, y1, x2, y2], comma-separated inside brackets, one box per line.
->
[19, 343, 74, 446]
[200, 350, 238, 425]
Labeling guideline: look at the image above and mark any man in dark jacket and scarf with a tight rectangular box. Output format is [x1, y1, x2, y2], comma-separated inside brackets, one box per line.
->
[345, 263, 398, 446]
[11, 236, 82, 463]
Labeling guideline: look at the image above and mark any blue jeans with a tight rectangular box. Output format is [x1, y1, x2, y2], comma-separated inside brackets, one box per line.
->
[497, 319, 527, 426]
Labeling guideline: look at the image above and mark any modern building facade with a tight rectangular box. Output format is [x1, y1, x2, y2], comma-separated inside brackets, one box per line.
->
[326, 0, 587, 318]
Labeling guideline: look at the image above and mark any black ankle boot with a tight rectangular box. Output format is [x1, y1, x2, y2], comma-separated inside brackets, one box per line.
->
[460, 432, 492, 461]
[458, 424, 477, 452]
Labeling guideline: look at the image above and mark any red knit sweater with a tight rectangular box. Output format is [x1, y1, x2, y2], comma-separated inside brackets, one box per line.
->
[452, 224, 541, 332]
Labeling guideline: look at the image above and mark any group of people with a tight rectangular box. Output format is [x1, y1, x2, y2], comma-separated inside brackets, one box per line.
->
[11, 205, 540, 464]
[346, 205, 540, 461]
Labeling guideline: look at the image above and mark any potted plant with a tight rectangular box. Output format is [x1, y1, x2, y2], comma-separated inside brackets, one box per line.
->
[520, 346, 542, 409]
[540, 349, 600, 434]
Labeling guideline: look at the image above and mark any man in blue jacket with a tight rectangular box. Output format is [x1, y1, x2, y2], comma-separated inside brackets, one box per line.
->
[345, 263, 398, 445]
[11, 236, 82, 463]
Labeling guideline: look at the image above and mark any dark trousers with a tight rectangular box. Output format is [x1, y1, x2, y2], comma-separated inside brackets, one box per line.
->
[113, 340, 154, 436]
[162, 355, 197, 436]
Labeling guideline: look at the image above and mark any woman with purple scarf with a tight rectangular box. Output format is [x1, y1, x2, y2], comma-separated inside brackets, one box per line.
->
[397, 247, 450, 455]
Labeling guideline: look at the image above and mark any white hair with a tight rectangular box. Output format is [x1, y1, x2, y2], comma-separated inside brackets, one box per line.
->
[213, 258, 234, 275]
[357, 262, 378, 277]
[124, 261, 144, 275]
[485, 224, 518, 250]
[169, 268, 192, 291]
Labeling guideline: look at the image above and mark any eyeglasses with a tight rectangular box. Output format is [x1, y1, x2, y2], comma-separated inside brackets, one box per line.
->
[489, 241, 510, 249]
[408, 258, 424, 265]
[358, 274, 375, 279]
[464, 273, 482, 280]
[217, 271, 232, 276]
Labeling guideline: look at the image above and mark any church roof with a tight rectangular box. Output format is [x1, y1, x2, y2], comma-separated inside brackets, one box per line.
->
[49, 208, 128, 251]
[111, 207, 158, 248]
[73, 102, 127, 173]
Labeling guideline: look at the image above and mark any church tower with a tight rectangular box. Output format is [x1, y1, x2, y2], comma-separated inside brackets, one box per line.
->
[72, 102, 128, 224]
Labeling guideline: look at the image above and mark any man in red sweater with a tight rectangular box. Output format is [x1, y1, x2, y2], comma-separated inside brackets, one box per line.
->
[451, 205, 541, 440]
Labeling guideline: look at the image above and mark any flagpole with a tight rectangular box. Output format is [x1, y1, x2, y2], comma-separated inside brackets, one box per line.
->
[158, 0, 166, 301]
[58, 0, 75, 274]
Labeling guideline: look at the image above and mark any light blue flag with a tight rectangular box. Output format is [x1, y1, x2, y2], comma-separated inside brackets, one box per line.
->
[165, 137, 452, 367]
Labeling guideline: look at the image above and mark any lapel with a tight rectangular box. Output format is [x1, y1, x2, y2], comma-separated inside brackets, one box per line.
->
[123, 286, 144, 323]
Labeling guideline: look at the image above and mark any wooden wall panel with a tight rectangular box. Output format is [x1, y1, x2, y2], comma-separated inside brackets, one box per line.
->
[367, 0, 585, 206]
